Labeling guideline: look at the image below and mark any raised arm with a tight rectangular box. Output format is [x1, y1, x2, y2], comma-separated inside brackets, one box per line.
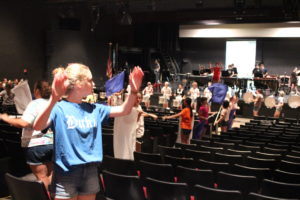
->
[142, 112, 158, 120]
[110, 66, 144, 118]
[33, 72, 67, 130]
[162, 111, 183, 120]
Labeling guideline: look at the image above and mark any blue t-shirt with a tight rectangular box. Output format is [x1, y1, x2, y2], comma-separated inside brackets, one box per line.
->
[50, 100, 111, 171]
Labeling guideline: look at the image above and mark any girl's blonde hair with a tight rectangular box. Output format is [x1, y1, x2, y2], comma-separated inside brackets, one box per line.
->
[52, 63, 92, 95]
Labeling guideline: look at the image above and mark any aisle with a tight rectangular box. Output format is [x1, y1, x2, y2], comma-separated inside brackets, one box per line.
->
[231, 117, 252, 128]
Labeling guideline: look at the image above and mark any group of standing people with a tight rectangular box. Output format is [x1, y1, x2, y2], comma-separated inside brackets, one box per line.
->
[1, 60, 294, 200]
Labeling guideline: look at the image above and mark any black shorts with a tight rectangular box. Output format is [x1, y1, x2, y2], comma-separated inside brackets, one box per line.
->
[181, 129, 191, 135]
[220, 120, 228, 127]
[25, 144, 53, 165]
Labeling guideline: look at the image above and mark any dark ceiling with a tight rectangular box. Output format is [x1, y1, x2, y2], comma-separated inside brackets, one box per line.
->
[46, 0, 300, 24]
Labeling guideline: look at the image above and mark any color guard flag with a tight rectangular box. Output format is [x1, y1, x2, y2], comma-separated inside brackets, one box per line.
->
[208, 83, 228, 104]
[11, 80, 32, 114]
[105, 71, 125, 97]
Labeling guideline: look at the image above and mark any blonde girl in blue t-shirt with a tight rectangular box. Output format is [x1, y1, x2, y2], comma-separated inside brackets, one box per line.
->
[33, 63, 143, 200]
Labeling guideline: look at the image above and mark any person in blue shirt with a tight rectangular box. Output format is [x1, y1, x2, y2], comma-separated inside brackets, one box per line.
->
[33, 63, 143, 200]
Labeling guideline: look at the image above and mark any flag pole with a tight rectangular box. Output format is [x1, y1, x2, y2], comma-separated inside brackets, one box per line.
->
[213, 105, 222, 135]
[106, 42, 113, 79]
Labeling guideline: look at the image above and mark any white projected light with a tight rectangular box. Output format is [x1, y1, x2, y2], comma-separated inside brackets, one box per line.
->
[180, 23, 300, 38]
[225, 40, 256, 78]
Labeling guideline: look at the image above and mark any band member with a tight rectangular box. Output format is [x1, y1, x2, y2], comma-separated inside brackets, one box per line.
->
[253, 89, 264, 117]
[174, 84, 184, 109]
[212, 62, 222, 83]
[290, 67, 299, 94]
[153, 59, 160, 83]
[274, 91, 285, 118]
[189, 81, 200, 109]
[142, 82, 153, 108]
[161, 81, 172, 108]
[253, 63, 264, 89]
[227, 64, 238, 77]
[199, 65, 206, 76]
[253, 64, 261, 78]
[259, 63, 268, 77]
[108, 90, 124, 106]
[176, 84, 184, 97]
[203, 82, 212, 103]
[214, 100, 230, 133]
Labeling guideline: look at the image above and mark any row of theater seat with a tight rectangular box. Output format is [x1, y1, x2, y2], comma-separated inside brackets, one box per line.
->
[99, 154, 300, 200]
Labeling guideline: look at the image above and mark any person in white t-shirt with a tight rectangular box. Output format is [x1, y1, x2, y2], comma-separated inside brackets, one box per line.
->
[142, 82, 153, 108]
[114, 93, 157, 160]
[161, 81, 172, 108]
[0, 80, 53, 192]
[253, 89, 264, 117]
[189, 81, 200, 109]
[274, 91, 285, 118]
[214, 100, 230, 133]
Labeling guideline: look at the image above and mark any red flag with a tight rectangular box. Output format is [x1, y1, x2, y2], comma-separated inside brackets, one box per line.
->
[106, 58, 112, 79]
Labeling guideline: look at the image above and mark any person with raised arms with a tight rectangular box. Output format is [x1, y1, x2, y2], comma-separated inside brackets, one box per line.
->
[33, 63, 143, 200]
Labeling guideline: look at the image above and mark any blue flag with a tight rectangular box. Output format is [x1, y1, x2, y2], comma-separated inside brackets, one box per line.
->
[105, 71, 125, 97]
[208, 83, 228, 104]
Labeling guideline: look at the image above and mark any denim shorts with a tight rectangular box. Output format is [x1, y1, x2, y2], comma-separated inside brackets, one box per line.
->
[50, 163, 100, 199]
[25, 144, 53, 165]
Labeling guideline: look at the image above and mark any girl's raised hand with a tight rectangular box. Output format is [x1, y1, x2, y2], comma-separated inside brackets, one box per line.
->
[52, 71, 68, 100]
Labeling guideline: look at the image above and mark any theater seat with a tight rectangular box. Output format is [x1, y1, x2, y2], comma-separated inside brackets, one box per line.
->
[247, 192, 299, 200]
[102, 155, 137, 175]
[176, 166, 214, 188]
[193, 184, 242, 200]
[273, 169, 300, 184]
[5, 173, 49, 200]
[134, 151, 162, 164]
[102, 170, 145, 200]
[138, 160, 175, 182]
[145, 177, 189, 200]
[217, 171, 259, 199]
[261, 179, 300, 199]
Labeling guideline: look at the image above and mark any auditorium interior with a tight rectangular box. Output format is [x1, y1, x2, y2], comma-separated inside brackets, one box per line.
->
[1, 0, 300, 200]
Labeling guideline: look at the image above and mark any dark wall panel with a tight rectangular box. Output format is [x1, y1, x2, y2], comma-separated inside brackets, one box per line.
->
[261, 38, 300, 75]
[0, 1, 46, 88]
[45, 5, 116, 87]
[179, 38, 226, 73]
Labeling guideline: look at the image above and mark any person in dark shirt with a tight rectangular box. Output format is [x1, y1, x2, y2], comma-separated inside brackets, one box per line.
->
[290, 67, 299, 94]
[253, 64, 262, 78]
[227, 64, 238, 77]
[199, 65, 206, 75]
[259, 63, 268, 77]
